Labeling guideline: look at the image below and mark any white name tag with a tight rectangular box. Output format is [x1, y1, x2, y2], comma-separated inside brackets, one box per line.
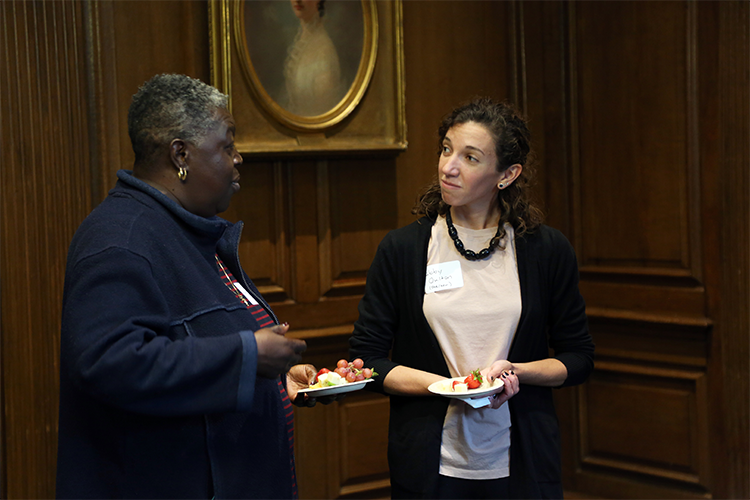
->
[424, 260, 464, 294]
[234, 282, 259, 305]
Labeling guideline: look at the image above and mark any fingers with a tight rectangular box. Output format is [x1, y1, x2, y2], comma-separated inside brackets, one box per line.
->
[488, 370, 520, 409]
[483, 360, 513, 384]
[300, 363, 317, 384]
[255, 330, 308, 378]
[293, 394, 317, 408]
[502, 370, 519, 395]
[270, 322, 290, 335]
[292, 392, 343, 408]
[287, 364, 316, 385]
[290, 337, 307, 354]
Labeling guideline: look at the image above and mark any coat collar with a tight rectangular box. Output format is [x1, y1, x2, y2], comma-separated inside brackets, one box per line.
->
[115, 169, 231, 240]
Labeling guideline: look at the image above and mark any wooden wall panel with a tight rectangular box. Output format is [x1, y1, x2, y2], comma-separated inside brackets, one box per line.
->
[709, 2, 750, 498]
[520, 1, 748, 499]
[328, 158, 398, 287]
[564, 2, 712, 497]
[582, 362, 709, 484]
[226, 161, 292, 301]
[0, 1, 93, 497]
[575, 1, 695, 272]
[339, 396, 390, 495]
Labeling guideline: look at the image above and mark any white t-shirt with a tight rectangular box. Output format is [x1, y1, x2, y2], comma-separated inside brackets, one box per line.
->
[423, 215, 522, 479]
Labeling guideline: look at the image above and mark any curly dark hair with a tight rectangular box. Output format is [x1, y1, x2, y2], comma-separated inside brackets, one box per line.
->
[412, 97, 544, 239]
[128, 74, 228, 165]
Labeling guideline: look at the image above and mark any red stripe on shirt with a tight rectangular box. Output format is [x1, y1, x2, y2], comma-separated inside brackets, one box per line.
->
[215, 254, 298, 498]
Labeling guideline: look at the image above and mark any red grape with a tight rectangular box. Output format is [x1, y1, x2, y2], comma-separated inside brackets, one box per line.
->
[352, 358, 364, 369]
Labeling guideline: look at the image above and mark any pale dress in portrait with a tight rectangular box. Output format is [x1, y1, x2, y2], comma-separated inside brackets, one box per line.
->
[283, 17, 346, 116]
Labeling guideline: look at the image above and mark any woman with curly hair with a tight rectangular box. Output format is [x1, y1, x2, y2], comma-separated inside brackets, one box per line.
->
[350, 97, 594, 499]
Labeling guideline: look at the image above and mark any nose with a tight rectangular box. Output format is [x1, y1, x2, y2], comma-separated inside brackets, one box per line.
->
[234, 151, 243, 166]
[440, 154, 459, 177]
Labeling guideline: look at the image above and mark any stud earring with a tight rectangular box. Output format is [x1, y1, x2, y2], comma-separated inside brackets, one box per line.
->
[178, 167, 188, 181]
[498, 183, 505, 189]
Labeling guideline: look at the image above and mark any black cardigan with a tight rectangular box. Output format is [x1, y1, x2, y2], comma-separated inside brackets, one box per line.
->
[350, 217, 594, 498]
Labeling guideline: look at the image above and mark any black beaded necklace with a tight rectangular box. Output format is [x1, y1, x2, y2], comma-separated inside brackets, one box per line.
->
[445, 210, 503, 261]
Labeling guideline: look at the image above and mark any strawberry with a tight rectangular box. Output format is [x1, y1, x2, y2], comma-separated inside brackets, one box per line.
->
[464, 369, 483, 389]
[314, 367, 330, 383]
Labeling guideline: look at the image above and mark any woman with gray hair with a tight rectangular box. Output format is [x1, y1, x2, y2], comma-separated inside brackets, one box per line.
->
[56, 74, 323, 499]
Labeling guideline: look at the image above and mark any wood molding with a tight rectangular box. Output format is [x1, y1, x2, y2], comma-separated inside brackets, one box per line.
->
[0, 2, 93, 497]
[580, 362, 710, 489]
[710, 2, 750, 498]
[586, 307, 711, 329]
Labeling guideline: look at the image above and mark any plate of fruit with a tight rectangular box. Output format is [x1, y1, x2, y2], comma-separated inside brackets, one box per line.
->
[428, 370, 505, 400]
[298, 358, 378, 397]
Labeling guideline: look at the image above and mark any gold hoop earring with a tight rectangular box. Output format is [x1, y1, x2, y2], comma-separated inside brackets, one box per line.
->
[178, 167, 188, 181]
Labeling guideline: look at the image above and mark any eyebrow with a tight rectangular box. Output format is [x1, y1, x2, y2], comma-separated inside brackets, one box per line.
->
[443, 135, 485, 156]
[465, 145, 485, 155]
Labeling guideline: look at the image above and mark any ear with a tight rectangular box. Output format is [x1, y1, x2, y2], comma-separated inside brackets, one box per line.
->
[169, 139, 189, 171]
[498, 163, 523, 189]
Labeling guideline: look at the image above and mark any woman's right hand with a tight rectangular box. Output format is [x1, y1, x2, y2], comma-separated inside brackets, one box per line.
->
[254, 324, 307, 378]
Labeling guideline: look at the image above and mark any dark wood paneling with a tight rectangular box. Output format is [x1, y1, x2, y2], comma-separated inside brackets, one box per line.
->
[575, 1, 696, 271]
[328, 158, 398, 287]
[0, 1, 93, 497]
[2, 1, 748, 499]
[710, 2, 750, 498]
[582, 363, 708, 484]
[570, 1, 709, 493]
[562, 1, 712, 497]
[227, 161, 292, 301]
[522, 1, 748, 499]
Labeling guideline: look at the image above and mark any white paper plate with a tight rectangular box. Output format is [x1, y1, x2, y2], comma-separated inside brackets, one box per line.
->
[298, 378, 374, 397]
[428, 376, 505, 400]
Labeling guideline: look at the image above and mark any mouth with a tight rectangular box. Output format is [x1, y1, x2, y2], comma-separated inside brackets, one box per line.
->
[441, 179, 460, 189]
[231, 175, 241, 192]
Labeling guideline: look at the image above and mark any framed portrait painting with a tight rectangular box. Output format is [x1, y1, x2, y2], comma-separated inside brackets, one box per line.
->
[210, 0, 406, 155]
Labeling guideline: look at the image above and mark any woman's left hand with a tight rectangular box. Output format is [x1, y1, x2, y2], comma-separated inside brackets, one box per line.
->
[286, 364, 345, 407]
[487, 370, 519, 409]
[482, 361, 520, 410]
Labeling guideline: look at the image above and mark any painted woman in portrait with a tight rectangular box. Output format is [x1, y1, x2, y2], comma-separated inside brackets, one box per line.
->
[243, 0, 363, 120]
[283, 0, 345, 116]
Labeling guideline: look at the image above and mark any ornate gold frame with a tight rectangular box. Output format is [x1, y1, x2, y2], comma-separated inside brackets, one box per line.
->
[209, 0, 406, 155]
[234, 0, 377, 131]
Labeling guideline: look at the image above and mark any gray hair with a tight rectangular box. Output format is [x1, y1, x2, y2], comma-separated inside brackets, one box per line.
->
[128, 74, 228, 164]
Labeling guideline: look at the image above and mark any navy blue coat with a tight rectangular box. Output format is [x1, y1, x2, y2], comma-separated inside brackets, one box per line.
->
[57, 171, 294, 499]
